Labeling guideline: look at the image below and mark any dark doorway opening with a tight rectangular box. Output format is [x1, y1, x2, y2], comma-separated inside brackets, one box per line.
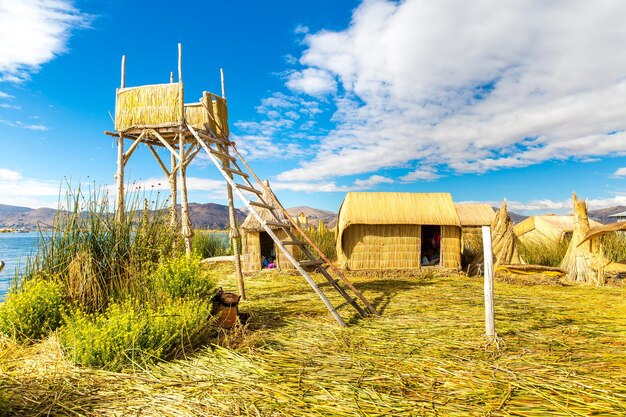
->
[259, 231, 276, 268]
[421, 225, 441, 266]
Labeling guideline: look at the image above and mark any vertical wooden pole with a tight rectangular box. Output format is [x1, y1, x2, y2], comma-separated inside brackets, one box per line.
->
[169, 154, 178, 227]
[177, 43, 183, 83]
[115, 133, 125, 222]
[218, 68, 244, 298]
[482, 226, 496, 338]
[179, 133, 193, 256]
[170, 71, 174, 84]
[120, 55, 126, 89]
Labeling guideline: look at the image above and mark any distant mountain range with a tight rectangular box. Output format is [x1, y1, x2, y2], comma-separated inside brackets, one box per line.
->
[1, 203, 623, 230]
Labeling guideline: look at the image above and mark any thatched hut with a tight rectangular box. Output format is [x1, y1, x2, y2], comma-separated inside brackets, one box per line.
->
[455, 203, 496, 263]
[240, 187, 299, 273]
[514, 214, 602, 245]
[336, 192, 462, 270]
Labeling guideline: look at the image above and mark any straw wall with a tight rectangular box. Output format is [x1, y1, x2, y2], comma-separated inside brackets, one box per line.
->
[200, 92, 229, 138]
[115, 83, 184, 131]
[441, 226, 461, 269]
[341, 225, 421, 270]
[241, 231, 261, 273]
[241, 229, 298, 273]
[184, 103, 206, 130]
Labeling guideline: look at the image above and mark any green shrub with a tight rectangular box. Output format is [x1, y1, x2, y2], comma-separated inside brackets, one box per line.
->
[149, 254, 216, 300]
[0, 278, 66, 341]
[193, 231, 231, 259]
[518, 238, 570, 267]
[60, 298, 215, 370]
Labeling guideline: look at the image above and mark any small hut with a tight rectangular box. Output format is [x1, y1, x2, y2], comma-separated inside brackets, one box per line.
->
[240, 186, 299, 273]
[455, 203, 496, 263]
[514, 214, 602, 245]
[336, 192, 462, 270]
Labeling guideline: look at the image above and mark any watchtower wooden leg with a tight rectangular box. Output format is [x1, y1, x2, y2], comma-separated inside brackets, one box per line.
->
[115, 132, 125, 222]
[179, 133, 193, 256]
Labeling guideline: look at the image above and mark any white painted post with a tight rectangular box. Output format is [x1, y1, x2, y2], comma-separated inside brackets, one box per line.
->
[482, 225, 496, 337]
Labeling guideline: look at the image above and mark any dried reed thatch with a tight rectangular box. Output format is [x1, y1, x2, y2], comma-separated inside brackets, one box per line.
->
[115, 83, 184, 131]
[560, 193, 626, 284]
[336, 192, 461, 270]
[184, 103, 206, 130]
[200, 92, 229, 138]
[469, 199, 523, 275]
[456, 204, 496, 261]
[514, 214, 602, 245]
[240, 185, 298, 272]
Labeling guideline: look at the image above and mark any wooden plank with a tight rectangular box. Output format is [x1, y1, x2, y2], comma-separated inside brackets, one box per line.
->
[264, 220, 289, 228]
[282, 240, 305, 246]
[249, 201, 274, 210]
[235, 183, 262, 195]
[335, 298, 357, 311]
[317, 279, 339, 288]
[300, 259, 324, 267]
[210, 149, 236, 162]
[222, 166, 249, 178]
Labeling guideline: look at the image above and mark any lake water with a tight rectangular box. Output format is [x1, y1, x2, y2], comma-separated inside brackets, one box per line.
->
[0, 232, 40, 300]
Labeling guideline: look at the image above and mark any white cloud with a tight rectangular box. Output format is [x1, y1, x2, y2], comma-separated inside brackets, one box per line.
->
[0, 0, 90, 82]
[0, 168, 23, 181]
[286, 68, 337, 96]
[0, 119, 49, 130]
[0, 171, 65, 208]
[294, 25, 309, 35]
[275, 0, 626, 183]
[0, 91, 13, 99]
[353, 174, 393, 188]
[399, 168, 440, 182]
[614, 167, 626, 177]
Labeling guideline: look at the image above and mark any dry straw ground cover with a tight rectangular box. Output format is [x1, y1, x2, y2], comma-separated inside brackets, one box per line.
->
[1, 264, 625, 416]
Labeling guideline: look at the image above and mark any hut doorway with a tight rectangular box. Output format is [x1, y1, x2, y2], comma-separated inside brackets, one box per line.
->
[421, 225, 441, 266]
[259, 231, 276, 267]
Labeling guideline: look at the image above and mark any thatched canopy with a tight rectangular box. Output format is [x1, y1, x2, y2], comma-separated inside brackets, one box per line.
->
[560, 194, 626, 284]
[579, 221, 626, 246]
[514, 215, 602, 244]
[240, 186, 289, 231]
[455, 204, 495, 227]
[337, 192, 460, 233]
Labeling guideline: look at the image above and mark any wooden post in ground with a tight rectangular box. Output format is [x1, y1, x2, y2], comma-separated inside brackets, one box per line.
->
[115, 135, 125, 221]
[169, 153, 178, 227]
[179, 133, 193, 256]
[482, 225, 496, 338]
[219, 68, 245, 299]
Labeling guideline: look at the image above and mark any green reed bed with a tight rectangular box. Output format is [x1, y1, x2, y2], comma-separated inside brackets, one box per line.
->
[1, 263, 624, 416]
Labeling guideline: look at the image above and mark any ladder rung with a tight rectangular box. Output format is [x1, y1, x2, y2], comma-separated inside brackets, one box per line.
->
[335, 298, 358, 311]
[210, 149, 236, 162]
[235, 183, 263, 195]
[300, 259, 324, 267]
[282, 240, 305, 246]
[264, 220, 289, 228]
[317, 279, 339, 288]
[250, 201, 275, 210]
[222, 166, 249, 178]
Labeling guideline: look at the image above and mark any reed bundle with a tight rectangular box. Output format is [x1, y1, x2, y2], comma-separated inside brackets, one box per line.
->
[2, 263, 624, 415]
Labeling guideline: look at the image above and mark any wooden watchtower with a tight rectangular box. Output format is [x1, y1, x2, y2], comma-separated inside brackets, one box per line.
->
[105, 44, 378, 326]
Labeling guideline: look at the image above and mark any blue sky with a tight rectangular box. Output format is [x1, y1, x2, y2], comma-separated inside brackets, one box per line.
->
[1, 0, 626, 214]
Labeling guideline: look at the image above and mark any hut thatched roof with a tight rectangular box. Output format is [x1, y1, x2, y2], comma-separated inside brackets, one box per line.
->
[514, 215, 602, 241]
[455, 203, 496, 227]
[337, 192, 460, 233]
[579, 221, 626, 246]
[240, 186, 289, 231]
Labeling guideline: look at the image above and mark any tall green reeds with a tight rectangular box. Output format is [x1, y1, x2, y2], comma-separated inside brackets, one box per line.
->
[20, 185, 181, 312]
[193, 230, 231, 259]
[518, 238, 570, 267]
[303, 221, 337, 261]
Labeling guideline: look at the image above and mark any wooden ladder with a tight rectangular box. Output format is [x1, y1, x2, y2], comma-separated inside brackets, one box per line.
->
[186, 123, 379, 326]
